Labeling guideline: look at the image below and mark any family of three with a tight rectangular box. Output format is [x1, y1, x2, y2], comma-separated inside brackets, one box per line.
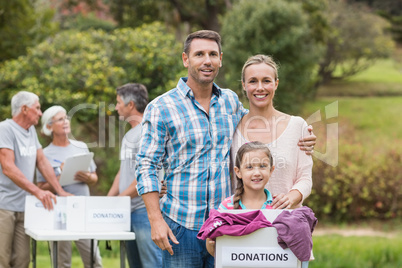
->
[136, 30, 315, 267]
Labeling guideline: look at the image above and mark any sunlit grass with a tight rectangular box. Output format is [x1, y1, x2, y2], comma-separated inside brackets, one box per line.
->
[317, 57, 402, 97]
[310, 235, 402, 268]
[29, 240, 128, 268]
[302, 96, 402, 152]
[347, 58, 402, 83]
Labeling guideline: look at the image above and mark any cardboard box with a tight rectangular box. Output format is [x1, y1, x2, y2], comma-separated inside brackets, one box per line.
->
[65, 196, 86, 232]
[25, 196, 130, 232]
[67, 196, 131, 232]
[215, 210, 301, 268]
[24, 196, 67, 230]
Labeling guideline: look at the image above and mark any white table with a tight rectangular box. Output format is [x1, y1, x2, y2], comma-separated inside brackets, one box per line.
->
[25, 229, 135, 268]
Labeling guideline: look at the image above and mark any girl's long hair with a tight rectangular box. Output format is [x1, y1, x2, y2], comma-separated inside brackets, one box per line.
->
[233, 141, 273, 209]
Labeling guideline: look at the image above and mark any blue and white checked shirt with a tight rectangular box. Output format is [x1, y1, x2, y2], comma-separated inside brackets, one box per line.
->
[136, 77, 247, 230]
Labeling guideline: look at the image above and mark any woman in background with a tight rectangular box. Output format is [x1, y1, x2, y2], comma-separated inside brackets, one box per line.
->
[37, 105, 103, 268]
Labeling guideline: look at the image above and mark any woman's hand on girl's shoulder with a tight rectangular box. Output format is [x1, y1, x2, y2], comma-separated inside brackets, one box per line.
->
[272, 193, 290, 209]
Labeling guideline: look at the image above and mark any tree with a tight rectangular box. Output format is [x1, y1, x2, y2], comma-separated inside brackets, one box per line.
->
[0, 22, 184, 194]
[107, 0, 233, 38]
[109, 0, 163, 28]
[348, 0, 402, 42]
[0, 0, 58, 62]
[220, 0, 325, 113]
[165, 0, 232, 32]
[347, 0, 402, 16]
[317, 1, 395, 84]
[0, 22, 183, 121]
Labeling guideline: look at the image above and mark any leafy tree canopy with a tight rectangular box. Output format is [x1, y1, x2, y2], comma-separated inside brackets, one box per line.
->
[221, 0, 326, 113]
[317, 1, 395, 84]
[0, 22, 183, 121]
[0, 0, 58, 62]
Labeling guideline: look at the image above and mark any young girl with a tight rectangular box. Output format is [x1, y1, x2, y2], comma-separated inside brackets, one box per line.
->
[206, 141, 275, 255]
[221, 141, 275, 210]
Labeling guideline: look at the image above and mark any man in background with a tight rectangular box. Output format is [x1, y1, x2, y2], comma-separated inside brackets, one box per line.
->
[107, 83, 162, 267]
[0, 91, 70, 268]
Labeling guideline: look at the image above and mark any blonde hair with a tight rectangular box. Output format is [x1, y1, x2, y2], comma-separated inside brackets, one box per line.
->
[233, 141, 274, 209]
[241, 54, 279, 83]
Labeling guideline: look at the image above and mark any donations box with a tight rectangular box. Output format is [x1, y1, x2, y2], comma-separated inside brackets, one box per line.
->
[24, 196, 67, 230]
[25, 196, 130, 232]
[215, 210, 301, 268]
[66, 196, 130, 232]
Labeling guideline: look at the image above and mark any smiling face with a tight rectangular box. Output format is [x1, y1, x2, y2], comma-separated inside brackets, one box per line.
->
[182, 38, 222, 88]
[49, 111, 71, 136]
[234, 149, 274, 194]
[242, 63, 279, 110]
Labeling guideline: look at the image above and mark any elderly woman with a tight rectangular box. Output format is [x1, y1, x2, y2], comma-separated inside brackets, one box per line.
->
[36, 105, 103, 268]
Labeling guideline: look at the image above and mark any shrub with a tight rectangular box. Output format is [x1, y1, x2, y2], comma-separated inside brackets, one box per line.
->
[306, 143, 402, 221]
[0, 22, 183, 121]
[0, 22, 183, 193]
[220, 0, 325, 114]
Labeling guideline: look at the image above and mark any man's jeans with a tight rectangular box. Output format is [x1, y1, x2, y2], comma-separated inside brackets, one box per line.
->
[162, 215, 214, 268]
[127, 207, 162, 268]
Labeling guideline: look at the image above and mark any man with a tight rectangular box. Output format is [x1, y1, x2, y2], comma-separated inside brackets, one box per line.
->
[107, 83, 162, 267]
[0, 91, 71, 268]
[136, 30, 315, 267]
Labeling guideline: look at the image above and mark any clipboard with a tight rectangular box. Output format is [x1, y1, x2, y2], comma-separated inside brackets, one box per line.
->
[59, 153, 94, 186]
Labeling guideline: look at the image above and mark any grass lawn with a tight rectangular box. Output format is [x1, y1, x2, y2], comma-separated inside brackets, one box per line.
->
[301, 96, 402, 153]
[29, 240, 128, 268]
[310, 234, 402, 268]
[348, 58, 402, 83]
[317, 58, 402, 97]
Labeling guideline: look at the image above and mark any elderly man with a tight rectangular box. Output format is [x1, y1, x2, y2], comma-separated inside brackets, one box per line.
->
[0, 91, 70, 268]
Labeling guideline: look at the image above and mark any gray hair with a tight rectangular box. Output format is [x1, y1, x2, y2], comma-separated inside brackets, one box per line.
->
[41, 105, 66, 136]
[11, 91, 39, 116]
[116, 83, 148, 113]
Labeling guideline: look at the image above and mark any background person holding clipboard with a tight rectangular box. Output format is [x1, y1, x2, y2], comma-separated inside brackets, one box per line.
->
[36, 105, 103, 268]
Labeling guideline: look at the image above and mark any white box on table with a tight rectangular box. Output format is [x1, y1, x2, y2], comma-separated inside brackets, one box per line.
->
[66, 196, 130, 232]
[25, 196, 130, 232]
[24, 195, 67, 230]
[65, 196, 86, 232]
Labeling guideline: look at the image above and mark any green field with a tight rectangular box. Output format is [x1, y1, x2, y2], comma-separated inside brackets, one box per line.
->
[29, 240, 128, 267]
[348, 58, 402, 83]
[317, 58, 402, 97]
[302, 96, 402, 153]
[310, 234, 402, 268]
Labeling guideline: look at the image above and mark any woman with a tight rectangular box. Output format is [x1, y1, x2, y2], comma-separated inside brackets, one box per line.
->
[231, 54, 314, 210]
[36, 105, 103, 268]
